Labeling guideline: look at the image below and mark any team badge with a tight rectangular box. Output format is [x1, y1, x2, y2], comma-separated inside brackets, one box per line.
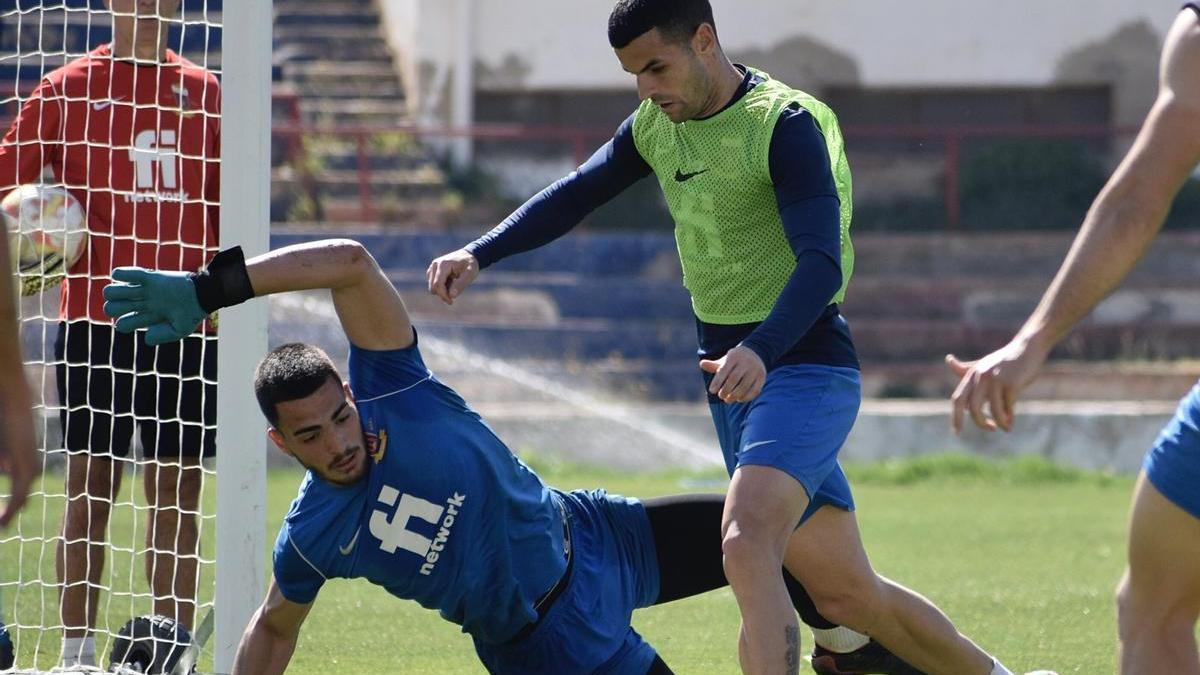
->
[170, 85, 202, 117]
[365, 429, 388, 464]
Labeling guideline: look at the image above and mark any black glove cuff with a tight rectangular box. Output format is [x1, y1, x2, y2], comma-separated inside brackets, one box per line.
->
[190, 246, 255, 314]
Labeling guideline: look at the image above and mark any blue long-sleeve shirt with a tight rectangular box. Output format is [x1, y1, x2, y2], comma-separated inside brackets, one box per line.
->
[468, 67, 858, 375]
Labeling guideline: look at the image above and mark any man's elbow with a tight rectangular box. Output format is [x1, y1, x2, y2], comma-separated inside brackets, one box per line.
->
[323, 239, 379, 278]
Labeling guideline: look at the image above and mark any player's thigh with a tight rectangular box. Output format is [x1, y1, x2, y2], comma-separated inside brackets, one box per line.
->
[724, 465, 810, 553]
[55, 321, 136, 456]
[782, 505, 877, 598]
[644, 493, 727, 604]
[733, 365, 860, 519]
[1124, 473, 1200, 617]
[134, 334, 216, 461]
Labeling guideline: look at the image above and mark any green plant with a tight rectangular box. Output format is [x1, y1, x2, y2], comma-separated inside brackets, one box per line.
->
[958, 138, 1108, 230]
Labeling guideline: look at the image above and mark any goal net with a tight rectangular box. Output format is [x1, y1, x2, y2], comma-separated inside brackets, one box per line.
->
[0, 1, 264, 672]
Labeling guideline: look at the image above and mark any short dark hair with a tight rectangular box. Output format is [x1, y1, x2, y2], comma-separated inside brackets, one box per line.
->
[608, 0, 716, 49]
[254, 343, 342, 427]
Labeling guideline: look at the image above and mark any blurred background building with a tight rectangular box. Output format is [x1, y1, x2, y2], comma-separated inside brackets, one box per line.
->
[4, 0, 1198, 469]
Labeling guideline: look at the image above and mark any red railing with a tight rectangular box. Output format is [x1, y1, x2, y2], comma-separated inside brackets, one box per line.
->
[272, 119, 1134, 227]
[3, 92, 1135, 227]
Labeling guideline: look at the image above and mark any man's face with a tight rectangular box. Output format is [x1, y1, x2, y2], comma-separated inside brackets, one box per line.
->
[616, 27, 712, 123]
[107, 0, 181, 34]
[268, 378, 369, 487]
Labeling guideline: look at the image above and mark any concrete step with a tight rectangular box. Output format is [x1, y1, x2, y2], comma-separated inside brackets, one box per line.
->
[274, 9, 380, 28]
[300, 196, 454, 225]
[853, 232, 1200, 284]
[282, 60, 399, 84]
[316, 148, 433, 172]
[297, 98, 411, 126]
[273, 167, 446, 200]
[862, 361, 1200, 401]
[293, 79, 404, 100]
[851, 318, 1200, 362]
[275, 0, 376, 10]
[388, 272, 694, 322]
[273, 25, 384, 45]
[274, 41, 394, 64]
[841, 277, 1194, 322]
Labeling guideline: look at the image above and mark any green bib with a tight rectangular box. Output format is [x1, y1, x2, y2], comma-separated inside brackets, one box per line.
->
[632, 69, 854, 324]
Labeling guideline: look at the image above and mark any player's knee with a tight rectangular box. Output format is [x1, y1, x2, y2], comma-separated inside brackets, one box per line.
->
[721, 525, 784, 581]
[808, 575, 885, 631]
[63, 498, 112, 540]
[1116, 579, 1200, 647]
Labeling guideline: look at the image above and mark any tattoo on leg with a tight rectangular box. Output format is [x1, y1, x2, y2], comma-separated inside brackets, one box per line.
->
[785, 625, 800, 674]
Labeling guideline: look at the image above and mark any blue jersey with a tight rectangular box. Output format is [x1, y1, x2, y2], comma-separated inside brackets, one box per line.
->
[271, 338, 567, 645]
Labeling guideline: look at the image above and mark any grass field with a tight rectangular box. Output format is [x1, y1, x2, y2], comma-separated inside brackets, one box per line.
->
[0, 454, 1137, 673]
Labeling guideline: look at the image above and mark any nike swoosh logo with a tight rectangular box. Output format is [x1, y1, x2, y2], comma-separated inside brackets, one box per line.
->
[741, 440, 778, 453]
[338, 527, 361, 555]
[674, 168, 708, 182]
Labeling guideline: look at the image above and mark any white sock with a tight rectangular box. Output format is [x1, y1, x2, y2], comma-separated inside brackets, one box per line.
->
[810, 625, 870, 653]
[61, 635, 97, 667]
[990, 659, 1015, 675]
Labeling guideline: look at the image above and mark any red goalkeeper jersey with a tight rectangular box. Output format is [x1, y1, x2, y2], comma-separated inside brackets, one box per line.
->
[0, 44, 220, 324]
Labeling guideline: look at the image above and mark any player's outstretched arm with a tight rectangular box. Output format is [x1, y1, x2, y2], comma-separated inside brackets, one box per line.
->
[428, 113, 651, 304]
[0, 237, 38, 527]
[948, 9, 1200, 433]
[231, 581, 313, 675]
[104, 238, 414, 351]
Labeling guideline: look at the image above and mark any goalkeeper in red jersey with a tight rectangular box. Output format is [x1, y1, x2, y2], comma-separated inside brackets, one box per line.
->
[0, 0, 220, 667]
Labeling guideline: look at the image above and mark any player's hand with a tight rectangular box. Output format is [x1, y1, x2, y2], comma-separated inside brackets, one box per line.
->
[0, 404, 39, 528]
[426, 249, 480, 305]
[103, 267, 208, 346]
[700, 346, 767, 403]
[947, 337, 1050, 434]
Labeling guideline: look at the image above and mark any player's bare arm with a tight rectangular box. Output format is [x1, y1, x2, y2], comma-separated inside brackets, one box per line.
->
[103, 239, 415, 351]
[231, 581, 312, 675]
[949, 9, 1200, 434]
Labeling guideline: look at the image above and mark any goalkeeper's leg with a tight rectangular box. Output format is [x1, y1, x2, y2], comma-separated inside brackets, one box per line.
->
[135, 331, 216, 631]
[57, 453, 124, 667]
[143, 458, 203, 631]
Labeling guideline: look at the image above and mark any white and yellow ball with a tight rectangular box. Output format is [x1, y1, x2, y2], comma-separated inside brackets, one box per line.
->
[2, 184, 87, 296]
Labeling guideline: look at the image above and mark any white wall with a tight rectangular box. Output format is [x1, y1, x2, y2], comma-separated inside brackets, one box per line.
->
[385, 0, 1180, 91]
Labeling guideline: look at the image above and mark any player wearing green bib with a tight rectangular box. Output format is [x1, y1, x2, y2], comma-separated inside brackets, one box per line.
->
[429, 2, 1049, 674]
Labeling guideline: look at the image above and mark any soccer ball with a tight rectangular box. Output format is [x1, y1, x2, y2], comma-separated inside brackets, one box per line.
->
[1, 184, 87, 296]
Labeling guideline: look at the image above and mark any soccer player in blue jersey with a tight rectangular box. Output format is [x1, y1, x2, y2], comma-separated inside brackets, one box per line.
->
[104, 237, 847, 675]
[949, 5, 1200, 674]
[426, 2, 1050, 675]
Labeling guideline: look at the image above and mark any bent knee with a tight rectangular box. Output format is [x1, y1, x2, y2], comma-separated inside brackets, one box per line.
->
[1116, 577, 1200, 643]
[722, 526, 787, 579]
[808, 577, 887, 630]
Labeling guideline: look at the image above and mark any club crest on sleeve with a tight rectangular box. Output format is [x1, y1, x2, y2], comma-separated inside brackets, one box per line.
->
[365, 429, 388, 464]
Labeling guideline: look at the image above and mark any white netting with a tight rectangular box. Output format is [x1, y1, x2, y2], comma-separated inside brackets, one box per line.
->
[1, 1, 223, 671]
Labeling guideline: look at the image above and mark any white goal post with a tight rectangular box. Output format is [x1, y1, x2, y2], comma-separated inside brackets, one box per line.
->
[213, 0, 270, 671]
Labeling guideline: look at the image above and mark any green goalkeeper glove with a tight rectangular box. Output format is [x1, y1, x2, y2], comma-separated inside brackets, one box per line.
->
[103, 246, 255, 345]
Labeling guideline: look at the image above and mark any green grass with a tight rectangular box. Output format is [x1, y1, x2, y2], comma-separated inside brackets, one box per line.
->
[0, 455, 1137, 673]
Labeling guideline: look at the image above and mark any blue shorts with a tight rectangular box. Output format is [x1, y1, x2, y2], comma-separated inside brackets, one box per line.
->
[1144, 381, 1200, 519]
[473, 489, 661, 675]
[709, 364, 859, 525]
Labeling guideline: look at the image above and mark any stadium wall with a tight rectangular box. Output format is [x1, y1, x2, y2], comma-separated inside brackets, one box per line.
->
[385, 0, 1177, 129]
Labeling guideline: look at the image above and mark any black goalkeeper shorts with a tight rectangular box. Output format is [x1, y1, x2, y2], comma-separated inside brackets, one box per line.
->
[55, 320, 216, 460]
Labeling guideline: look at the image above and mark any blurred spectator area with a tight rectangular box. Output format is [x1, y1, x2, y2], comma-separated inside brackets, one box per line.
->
[7, 1, 1200, 406]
